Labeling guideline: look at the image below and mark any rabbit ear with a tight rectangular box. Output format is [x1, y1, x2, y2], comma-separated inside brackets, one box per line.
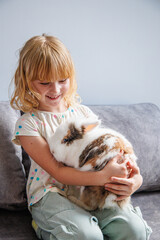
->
[83, 119, 101, 133]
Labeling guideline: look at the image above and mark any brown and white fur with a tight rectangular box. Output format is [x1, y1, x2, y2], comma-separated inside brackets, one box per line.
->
[48, 118, 137, 210]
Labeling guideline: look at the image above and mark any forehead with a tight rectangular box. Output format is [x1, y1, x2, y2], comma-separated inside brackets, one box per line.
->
[43, 58, 68, 80]
[26, 49, 71, 83]
[31, 63, 69, 83]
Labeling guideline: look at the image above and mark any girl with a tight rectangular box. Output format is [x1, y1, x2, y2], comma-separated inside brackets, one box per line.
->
[11, 34, 152, 240]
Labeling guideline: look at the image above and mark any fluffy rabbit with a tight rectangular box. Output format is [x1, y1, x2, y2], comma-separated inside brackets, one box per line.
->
[48, 118, 137, 210]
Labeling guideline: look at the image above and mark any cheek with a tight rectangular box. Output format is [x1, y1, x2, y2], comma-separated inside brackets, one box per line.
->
[63, 80, 70, 93]
[31, 81, 37, 91]
[31, 82, 42, 93]
[38, 86, 48, 95]
[32, 84, 47, 95]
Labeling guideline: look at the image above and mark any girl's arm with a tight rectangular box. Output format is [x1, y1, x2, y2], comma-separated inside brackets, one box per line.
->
[19, 135, 128, 186]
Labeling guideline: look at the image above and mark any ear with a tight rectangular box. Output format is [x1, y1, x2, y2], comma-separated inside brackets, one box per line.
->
[83, 119, 101, 133]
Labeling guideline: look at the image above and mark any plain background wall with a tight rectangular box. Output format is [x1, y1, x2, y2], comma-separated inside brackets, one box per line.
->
[1, 0, 160, 107]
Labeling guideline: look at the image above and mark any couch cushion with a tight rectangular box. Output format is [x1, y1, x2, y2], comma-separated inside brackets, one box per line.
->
[0, 209, 38, 240]
[132, 191, 160, 240]
[89, 103, 160, 192]
[0, 101, 27, 210]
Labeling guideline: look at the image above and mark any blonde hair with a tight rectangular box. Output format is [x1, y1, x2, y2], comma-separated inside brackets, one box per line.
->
[10, 34, 80, 112]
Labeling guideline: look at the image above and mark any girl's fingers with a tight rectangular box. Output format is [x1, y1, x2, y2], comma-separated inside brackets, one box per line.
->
[105, 183, 127, 191]
[110, 177, 131, 185]
[105, 178, 134, 195]
[127, 161, 139, 174]
[105, 187, 127, 196]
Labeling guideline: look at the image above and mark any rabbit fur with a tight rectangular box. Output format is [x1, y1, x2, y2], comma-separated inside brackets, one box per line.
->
[48, 118, 137, 210]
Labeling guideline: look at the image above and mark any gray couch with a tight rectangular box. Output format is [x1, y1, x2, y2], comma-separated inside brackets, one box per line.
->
[0, 101, 160, 240]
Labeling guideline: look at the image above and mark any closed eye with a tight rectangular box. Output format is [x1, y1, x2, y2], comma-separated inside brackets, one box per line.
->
[40, 82, 50, 85]
[59, 79, 67, 83]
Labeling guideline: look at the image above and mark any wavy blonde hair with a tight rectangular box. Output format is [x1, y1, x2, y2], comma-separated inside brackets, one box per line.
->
[10, 34, 80, 112]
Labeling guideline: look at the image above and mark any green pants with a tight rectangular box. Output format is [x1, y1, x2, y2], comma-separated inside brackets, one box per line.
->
[31, 192, 152, 240]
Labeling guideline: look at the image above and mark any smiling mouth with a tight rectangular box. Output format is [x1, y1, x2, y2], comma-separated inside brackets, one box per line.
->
[46, 95, 61, 100]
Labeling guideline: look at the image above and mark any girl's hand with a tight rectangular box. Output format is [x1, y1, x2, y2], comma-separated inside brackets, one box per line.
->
[104, 160, 143, 201]
[101, 153, 129, 181]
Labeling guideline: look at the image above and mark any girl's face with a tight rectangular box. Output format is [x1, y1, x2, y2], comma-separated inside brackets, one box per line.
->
[31, 78, 70, 112]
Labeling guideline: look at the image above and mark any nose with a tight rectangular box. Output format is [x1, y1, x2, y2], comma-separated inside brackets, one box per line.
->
[49, 82, 60, 93]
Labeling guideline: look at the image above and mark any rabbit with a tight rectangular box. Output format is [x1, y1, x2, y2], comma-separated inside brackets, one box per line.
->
[48, 118, 137, 210]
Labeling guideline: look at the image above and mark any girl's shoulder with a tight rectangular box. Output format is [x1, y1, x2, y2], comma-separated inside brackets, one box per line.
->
[13, 111, 41, 145]
[15, 111, 40, 125]
[73, 104, 98, 119]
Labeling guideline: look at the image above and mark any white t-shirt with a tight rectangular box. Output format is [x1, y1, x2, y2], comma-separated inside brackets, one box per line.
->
[12, 104, 98, 208]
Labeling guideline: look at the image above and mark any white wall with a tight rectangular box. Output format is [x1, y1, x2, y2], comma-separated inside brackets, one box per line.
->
[1, 0, 160, 107]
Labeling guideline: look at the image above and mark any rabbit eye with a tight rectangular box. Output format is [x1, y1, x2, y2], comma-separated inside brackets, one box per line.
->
[62, 136, 74, 144]
[61, 138, 69, 144]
